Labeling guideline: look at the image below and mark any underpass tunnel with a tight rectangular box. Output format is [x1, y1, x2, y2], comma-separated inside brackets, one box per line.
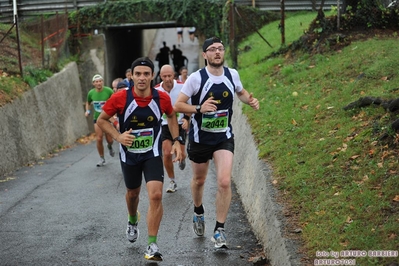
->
[103, 22, 181, 87]
[104, 27, 143, 86]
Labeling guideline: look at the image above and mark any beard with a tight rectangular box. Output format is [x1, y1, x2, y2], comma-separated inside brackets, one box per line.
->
[207, 58, 224, 68]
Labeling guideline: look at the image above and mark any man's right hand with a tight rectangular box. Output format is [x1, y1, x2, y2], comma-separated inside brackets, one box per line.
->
[117, 129, 136, 147]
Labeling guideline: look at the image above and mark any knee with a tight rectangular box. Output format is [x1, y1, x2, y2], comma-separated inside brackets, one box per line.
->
[218, 176, 231, 190]
[193, 176, 206, 187]
[149, 191, 162, 202]
[126, 189, 139, 199]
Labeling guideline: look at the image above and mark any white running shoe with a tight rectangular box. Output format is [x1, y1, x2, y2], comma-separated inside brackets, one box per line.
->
[96, 158, 105, 167]
[166, 181, 177, 193]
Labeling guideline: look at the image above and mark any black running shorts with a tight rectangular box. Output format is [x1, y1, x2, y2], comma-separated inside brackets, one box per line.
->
[161, 124, 187, 143]
[187, 137, 234, 164]
[121, 156, 164, 189]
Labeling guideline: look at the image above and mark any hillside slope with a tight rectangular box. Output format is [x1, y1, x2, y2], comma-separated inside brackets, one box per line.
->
[236, 11, 399, 265]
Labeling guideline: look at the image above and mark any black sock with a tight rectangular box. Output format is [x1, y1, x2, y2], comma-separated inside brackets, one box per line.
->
[194, 204, 204, 215]
[214, 221, 224, 232]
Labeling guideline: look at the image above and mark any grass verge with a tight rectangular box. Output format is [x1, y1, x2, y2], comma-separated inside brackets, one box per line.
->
[234, 11, 399, 265]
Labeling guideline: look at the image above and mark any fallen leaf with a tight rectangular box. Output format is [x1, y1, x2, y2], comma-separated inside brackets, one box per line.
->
[346, 216, 353, 223]
[340, 240, 349, 247]
[350, 155, 360, 160]
[339, 143, 348, 152]
[393, 195, 399, 202]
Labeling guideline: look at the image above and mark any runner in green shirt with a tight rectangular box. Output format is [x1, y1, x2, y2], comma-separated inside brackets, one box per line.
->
[85, 74, 115, 166]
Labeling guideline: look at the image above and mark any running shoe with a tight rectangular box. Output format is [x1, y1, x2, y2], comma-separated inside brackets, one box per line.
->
[211, 227, 228, 249]
[166, 181, 177, 193]
[193, 212, 205, 236]
[96, 158, 105, 167]
[108, 144, 115, 157]
[178, 158, 186, 170]
[126, 211, 140, 243]
[144, 242, 163, 261]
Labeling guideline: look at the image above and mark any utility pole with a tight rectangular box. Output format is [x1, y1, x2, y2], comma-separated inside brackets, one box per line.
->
[280, 0, 285, 45]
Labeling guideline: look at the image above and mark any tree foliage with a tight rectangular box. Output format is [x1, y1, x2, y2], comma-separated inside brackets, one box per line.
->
[341, 0, 399, 29]
[68, 0, 276, 43]
[69, 0, 227, 39]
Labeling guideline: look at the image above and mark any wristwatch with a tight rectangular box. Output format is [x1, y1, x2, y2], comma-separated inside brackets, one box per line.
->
[195, 105, 201, 113]
[173, 136, 185, 145]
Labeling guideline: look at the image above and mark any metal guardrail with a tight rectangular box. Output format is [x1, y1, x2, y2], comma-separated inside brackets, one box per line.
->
[0, 0, 103, 23]
[0, 0, 344, 23]
[234, 0, 342, 10]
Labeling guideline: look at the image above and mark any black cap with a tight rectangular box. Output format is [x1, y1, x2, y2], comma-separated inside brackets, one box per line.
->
[131, 57, 154, 73]
[117, 81, 128, 89]
[203, 37, 223, 52]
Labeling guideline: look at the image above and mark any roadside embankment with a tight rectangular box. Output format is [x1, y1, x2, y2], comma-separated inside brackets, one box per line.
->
[0, 62, 89, 176]
[232, 100, 301, 266]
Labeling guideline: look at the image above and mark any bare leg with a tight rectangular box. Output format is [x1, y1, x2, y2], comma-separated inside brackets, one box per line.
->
[146, 181, 163, 236]
[162, 140, 174, 179]
[213, 150, 233, 223]
[126, 186, 141, 216]
[105, 132, 114, 146]
[191, 161, 209, 207]
[94, 123, 104, 157]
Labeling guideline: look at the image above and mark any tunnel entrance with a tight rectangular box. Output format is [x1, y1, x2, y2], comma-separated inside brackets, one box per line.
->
[102, 22, 185, 86]
[105, 27, 142, 83]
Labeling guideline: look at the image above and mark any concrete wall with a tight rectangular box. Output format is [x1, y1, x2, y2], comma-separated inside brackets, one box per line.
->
[142, 29, 157, 57]
[0, 62, 89, 176]
[232, 100, 301, 266]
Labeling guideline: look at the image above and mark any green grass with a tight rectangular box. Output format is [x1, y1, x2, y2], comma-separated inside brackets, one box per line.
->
[234, 11, 399, 265]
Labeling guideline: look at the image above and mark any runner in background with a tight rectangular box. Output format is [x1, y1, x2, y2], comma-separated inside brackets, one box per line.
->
[85, 74, 115, 167]
[155, 64, 189, 193]
[176, 27, 183, 46]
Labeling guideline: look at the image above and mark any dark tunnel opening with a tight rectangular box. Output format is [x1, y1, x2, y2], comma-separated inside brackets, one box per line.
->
[105, 27, 142, 86]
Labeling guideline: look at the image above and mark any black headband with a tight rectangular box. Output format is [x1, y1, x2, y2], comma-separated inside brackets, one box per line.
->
[131, 57, 154, 73]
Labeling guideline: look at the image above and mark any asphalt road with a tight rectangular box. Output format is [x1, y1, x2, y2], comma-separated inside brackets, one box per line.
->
[0, 139, 264, 266]
[0, 28, 266, 266]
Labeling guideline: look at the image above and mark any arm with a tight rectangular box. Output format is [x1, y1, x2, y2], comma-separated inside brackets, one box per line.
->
[174, 92, 218, 114]
[181, 114, 190, 131]
[165, 111, 183, 162]
[85, 91, 91, 117]
[85, 101, 91, 117]
[97, 111, 135, 147]
[236, 88, 260, 110]
[174, 93, 195, 113]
